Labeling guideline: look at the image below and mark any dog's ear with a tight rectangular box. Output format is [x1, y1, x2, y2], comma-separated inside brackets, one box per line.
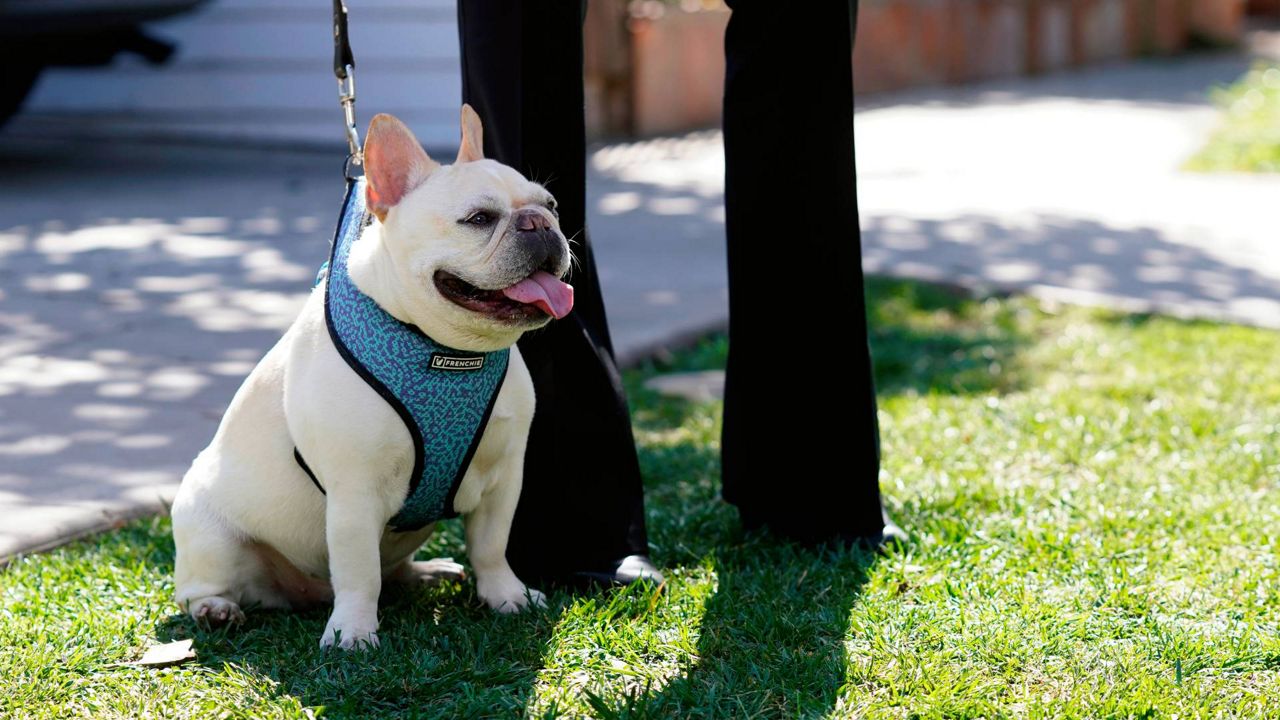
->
[456, 104, 485, 164]
[364, 114, 439, 221]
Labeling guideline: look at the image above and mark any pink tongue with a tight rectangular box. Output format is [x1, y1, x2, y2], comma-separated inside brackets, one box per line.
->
[501, 271, 575, 319]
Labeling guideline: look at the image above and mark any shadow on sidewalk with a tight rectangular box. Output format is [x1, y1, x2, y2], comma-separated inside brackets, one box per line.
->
[862, 214, 1280, 331]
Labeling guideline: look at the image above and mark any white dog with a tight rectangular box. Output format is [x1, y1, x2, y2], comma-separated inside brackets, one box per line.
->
[171, 106, 573, 650]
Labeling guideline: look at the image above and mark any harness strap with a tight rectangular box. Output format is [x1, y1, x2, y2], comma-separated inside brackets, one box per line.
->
[292, 179, 509, 533]
[294, 449, 325, 495]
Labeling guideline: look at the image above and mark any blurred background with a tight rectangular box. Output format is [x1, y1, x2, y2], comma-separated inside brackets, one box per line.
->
[4, 0, 1280, 557]
[3, 0, 1269, 144]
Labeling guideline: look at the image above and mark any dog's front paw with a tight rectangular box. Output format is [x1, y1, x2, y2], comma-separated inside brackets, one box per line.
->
[524, 587, 547, 609]
[479, 579, 546, 614]
[320, 612, 380, 651]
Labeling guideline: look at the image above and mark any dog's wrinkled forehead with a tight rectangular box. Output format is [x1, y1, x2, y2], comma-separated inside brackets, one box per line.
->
[435, 159, 553, 215]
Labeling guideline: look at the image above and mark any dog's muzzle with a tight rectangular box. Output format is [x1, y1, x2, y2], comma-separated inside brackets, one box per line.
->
[511, 209, 567, 275]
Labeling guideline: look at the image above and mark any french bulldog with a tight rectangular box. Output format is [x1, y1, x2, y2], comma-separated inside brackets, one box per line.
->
[171, 106, 573, 649]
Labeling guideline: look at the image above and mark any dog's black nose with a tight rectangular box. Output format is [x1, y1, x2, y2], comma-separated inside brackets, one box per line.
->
[513, 218, 566, 275]
[512, 209, 552, 232]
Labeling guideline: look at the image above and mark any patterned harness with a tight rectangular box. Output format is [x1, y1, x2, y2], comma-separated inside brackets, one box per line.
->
[294, 178, 509, 532]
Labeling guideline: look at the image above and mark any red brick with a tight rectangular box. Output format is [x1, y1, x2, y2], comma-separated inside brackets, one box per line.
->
[1247, 0, 1280, 14]
[1128, 0, 1189, 54]
[630, 8, 728, 136]
[951, 0, 1026, 82]
[1028, 0, 1073, 74]
[1188, 0, 1245, 45]
[1073, 0, 1129, 64]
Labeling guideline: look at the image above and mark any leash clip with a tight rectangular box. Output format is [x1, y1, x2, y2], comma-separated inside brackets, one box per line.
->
[333, 0, 362, 176]
[337, 66, 362, 175]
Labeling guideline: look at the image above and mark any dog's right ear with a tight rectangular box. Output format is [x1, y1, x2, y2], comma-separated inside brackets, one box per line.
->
[364, 114, 439, 222]
[456, 104, 484, 164]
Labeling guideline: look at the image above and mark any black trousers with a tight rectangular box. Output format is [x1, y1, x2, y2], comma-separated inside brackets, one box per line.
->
[458, 0, 649, 584]
[457, 0, 885, 570]
[719, 0, 887, 542]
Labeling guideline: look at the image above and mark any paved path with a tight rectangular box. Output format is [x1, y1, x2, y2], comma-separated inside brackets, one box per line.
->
[0, 139, 729, 559]
[3, 51, 1276, 559]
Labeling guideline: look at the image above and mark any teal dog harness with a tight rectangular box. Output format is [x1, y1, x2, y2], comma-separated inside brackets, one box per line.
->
[295, 178, 509, 532]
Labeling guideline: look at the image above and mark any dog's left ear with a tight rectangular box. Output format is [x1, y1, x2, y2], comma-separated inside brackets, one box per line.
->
[364, 113, 439, 222]
[456, 104, 485, 164]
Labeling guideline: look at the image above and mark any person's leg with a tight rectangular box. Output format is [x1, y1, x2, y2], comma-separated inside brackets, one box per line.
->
[720, 0, 899, 544]
[457, 0, 657, 585]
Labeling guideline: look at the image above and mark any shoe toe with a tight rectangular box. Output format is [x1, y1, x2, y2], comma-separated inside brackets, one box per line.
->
[614, 554, 665, 585]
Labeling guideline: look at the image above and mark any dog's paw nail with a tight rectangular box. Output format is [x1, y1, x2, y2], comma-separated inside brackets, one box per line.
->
[321, 620, 380, 651]
[481, 585, 545, 614]
[324, 632, 379, 651]
[408, 558, 467, 585]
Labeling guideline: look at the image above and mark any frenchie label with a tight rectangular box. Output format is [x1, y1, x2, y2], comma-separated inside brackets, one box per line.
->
[430, 353, 485, 371]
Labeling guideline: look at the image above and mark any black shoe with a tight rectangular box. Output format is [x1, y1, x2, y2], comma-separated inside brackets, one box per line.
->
[571, 555, 665, 588]
[840, 514, 908, 554]
[737, 506, 907, 553]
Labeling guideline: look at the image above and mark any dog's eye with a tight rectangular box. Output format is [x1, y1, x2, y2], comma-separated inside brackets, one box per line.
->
[545, 200, 558, 217]
[462, 211, 496, 226]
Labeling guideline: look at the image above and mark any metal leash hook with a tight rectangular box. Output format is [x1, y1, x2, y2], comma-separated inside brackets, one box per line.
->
[333, 0, 362, 178]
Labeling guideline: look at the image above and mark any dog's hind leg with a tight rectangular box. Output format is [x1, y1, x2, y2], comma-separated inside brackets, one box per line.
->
[389, 556, 467, 586]
[172, 490, 266, 627]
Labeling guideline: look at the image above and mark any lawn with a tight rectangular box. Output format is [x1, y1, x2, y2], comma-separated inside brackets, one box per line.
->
[1187, 62, 1280, 172]
[4, 277, 1280, 718]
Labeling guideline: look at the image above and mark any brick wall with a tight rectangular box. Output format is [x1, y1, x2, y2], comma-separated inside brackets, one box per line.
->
[591, 0, 1247, 137]
[854, 0, 1245, 94]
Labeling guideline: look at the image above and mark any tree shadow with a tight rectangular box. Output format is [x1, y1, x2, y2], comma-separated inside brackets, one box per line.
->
[628, 273, 1035, 439]
[865, 275, 1031, 397]
[861, 213, 1280, 332]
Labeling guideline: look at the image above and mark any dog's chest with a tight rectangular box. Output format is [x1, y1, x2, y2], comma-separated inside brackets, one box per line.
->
[297, 179, 511, 532]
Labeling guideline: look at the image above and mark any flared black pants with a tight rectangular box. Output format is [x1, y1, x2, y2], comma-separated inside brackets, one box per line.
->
[457, 0, 885, 582]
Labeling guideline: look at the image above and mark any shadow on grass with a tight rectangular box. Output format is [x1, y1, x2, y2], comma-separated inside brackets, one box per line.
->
[628, 276, 1033, 434]
[602, 277, 1032, 716]
[653, 543, 878, 718]
[548, 434, 881, 718]
[148, 527, 570, 718]
[608, 404, 879, 716]
[106, 275, 1026, 717]
[867, 276, 1032, 398]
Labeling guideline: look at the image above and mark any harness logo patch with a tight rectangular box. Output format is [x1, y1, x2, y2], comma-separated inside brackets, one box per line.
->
[430, 353, 485, 371]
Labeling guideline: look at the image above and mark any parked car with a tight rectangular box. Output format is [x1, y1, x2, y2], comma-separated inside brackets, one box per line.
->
[0, 0, 209, 126]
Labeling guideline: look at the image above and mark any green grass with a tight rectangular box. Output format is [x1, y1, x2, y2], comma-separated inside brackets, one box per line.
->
[1187, 62, 1280, 172]
[5, 277, 1280, 718]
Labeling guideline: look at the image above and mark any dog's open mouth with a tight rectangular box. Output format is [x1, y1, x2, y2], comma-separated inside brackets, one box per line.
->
[434, 270, 575, 322]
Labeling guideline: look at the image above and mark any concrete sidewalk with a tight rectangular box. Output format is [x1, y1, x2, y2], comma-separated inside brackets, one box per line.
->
[3, 51, 1277, 559]
[0, 139, 729, 559]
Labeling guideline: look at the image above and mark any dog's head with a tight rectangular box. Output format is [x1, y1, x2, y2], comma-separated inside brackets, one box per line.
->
[360, 106, 573, 351]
